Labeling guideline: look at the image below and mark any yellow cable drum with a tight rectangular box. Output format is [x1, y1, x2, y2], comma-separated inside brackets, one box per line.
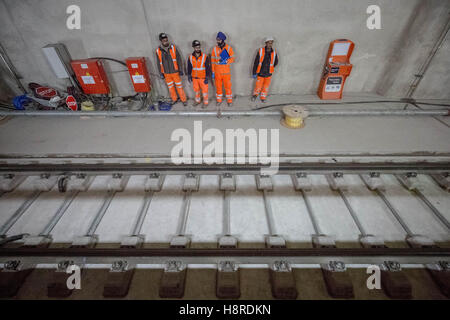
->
[81, 100, 95, 111]
[281, 105, 309, 129]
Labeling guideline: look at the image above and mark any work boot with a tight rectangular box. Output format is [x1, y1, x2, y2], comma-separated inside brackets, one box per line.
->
[170, 99, 179, 105]
[261, 99, 266, 103]
[228, 102, 233, 107]
[251, 95, 257, 102]
[216, 101, 222, 106]
[193, 101, 200, 107]
[182, 101, 188, 107]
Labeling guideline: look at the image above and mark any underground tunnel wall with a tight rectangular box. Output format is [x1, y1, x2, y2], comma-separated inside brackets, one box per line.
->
[0, 0, 449, 100]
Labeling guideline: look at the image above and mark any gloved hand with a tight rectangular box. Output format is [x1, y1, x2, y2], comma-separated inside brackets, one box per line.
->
[204, 78, 208, 85]
[252, 74, 257, 79]
[212, 72, 215, 80]
[160, 74, 165, 79]
[179, 70, 184, 76]
[188, 75, 192, 83]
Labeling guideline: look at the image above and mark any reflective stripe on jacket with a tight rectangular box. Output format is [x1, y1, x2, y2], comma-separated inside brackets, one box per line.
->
[156, 44, 179, 74]
[211, 44, 235, 74]
[256, 47, 276, 74]
[189, 53, 206, 78]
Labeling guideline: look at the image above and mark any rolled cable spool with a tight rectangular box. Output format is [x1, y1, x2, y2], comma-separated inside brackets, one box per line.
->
[81, 100, 95, 111]
[281, 105, 309, 129]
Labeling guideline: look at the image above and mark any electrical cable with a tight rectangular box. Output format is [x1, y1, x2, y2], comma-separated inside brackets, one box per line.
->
[90, 57, 146, 101]
[0, 102, 15, 110]
[413, 102, 450, 107]
[0, 233, 29, 246]
[91, 57, 127, 67]
[252, 100, 450, 111]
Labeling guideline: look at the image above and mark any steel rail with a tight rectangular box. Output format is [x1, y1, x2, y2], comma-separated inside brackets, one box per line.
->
[1, 151, 449, 159]
[0, 161, 449, 175]
[0, 247, 448, 265]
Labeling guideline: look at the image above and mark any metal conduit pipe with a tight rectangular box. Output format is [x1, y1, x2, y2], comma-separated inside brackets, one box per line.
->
[0, 109, 448, 118]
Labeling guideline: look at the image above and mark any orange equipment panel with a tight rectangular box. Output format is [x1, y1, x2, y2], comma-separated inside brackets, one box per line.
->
[317, 39, 354, 100]
[126, 57, 151, 93]
[71, 59, 110, 94]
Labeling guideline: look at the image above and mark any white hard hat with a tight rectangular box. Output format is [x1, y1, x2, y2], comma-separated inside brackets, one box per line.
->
[265, 36, 274, 42]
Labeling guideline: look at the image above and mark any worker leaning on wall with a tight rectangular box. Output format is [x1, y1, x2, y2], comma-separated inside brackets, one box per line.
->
[211, 31, 235, 107]
[252, 37, 279, 103]
[187, 40, 211, 108]
[155, 33, 188, 106]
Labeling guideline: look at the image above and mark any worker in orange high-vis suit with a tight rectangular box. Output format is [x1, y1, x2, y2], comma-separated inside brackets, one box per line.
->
[187, 40, 211, 108]
[252, 37, 279, 103]
[156, 33, 187, 106]
[211, 31, 235, 107]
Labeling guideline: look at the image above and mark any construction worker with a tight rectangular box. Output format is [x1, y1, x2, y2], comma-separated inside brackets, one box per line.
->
[211, 31, 235, 107]
[251, 37, 279, 103]
[187, 40, 211, 108]
[155, 33, 187, 106]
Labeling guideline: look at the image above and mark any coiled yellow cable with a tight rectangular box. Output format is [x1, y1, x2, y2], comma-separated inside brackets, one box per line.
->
[281, 105, 308, 129]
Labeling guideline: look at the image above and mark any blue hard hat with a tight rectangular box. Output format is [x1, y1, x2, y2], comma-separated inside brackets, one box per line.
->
[216, 32, 226, 41]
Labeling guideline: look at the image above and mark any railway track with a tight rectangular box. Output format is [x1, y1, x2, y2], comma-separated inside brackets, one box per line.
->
[0, 160, 449, 299]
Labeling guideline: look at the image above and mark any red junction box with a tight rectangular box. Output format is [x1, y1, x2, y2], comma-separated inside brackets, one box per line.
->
[125, 57, 151, 92]
[71, 59, 110, 94]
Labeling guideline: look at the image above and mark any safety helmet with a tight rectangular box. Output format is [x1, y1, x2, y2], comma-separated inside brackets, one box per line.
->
[192, 40, 201, 47]
[159, 33, 168, 41]
[265, 36, 275, 43]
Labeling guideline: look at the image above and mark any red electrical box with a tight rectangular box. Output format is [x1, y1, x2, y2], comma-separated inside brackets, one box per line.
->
[71, 59, 110, 94]
[317, 39, 354, 100]
[126, 57, 151, 93]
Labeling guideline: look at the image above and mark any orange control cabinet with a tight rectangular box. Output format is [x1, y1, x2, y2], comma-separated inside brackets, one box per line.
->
[126, 57, 151, 93]
[71, 59, 110, 94]
[317, 39, 354, 99]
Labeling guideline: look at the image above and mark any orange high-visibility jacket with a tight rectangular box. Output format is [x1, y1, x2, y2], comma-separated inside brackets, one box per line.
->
[189, 52, 207, 78]
[211, 44, 235, 74]
[156, 45, 179, 74]
[256, 47, 277, 74]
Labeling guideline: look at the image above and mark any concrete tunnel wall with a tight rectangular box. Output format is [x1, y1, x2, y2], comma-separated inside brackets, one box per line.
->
[0, 0, 449, 100]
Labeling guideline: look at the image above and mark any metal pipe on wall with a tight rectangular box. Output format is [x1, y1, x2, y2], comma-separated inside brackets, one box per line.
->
[0, 109, 448, 118]
[0, 42, 26, 94]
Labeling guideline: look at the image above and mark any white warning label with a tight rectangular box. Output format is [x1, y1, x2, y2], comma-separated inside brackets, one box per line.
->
[325, 84, 341, 92]
[81, 75, 95, 84]
[132, 75, 145, 83]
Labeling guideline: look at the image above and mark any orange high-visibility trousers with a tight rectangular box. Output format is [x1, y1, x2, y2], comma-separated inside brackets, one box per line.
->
[215, 73, 232, 103]
[192, 78, 209, 105]
[164, 72, 186, 102]
[253, 76, 272, 101]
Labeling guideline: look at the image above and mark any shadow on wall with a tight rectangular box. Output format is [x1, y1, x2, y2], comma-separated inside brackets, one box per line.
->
[0, 73, 18, 102]
[374, 1, 436, 97]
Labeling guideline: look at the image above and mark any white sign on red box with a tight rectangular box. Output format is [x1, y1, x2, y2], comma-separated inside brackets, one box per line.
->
[81, 75, 95, 84]
[132, 75, 145, 83]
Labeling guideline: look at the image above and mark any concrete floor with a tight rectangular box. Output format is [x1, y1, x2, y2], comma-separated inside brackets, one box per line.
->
[0, 93, 448, 300]
[0, 94, 449, 157]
